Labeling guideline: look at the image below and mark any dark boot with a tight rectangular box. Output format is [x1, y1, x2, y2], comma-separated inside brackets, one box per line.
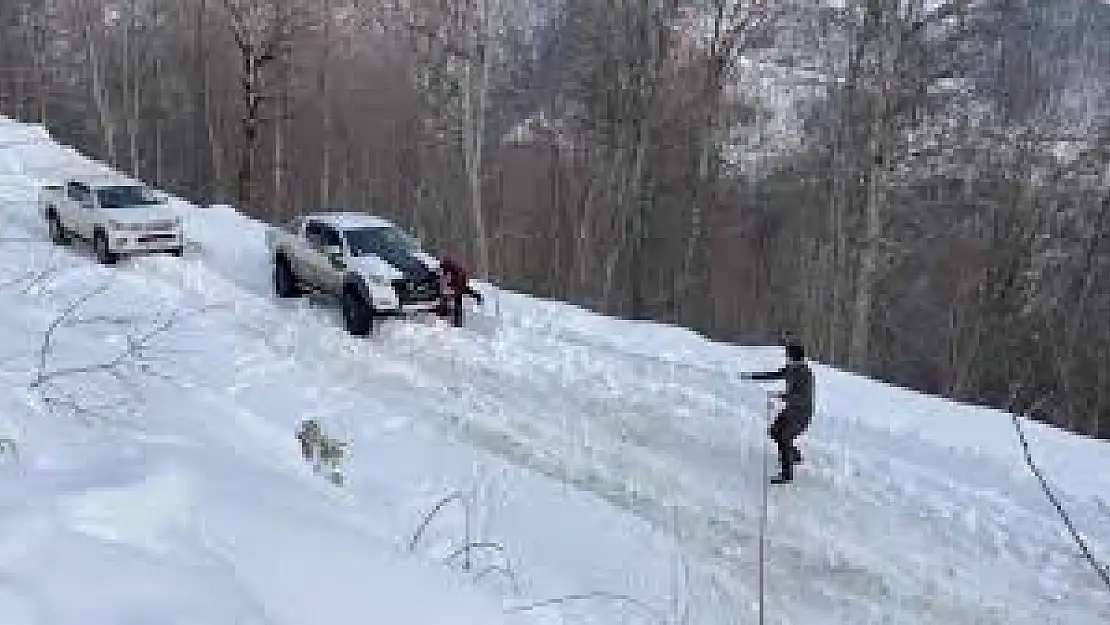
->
[451, 293, 464, 327]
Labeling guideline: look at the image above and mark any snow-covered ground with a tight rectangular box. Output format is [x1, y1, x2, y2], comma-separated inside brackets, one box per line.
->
[0, 115, 1107, 624]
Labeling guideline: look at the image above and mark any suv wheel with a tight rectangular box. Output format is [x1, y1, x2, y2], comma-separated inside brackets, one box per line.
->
[48, 213, 68, 245]
[342, 288, 373, 337]
[94, 231, 117, 265]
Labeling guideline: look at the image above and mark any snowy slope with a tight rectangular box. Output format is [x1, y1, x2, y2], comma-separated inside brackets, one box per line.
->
[0, 115, 1108, 624]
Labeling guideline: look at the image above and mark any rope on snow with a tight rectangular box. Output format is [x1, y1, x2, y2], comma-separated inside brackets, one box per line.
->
[1011, 411, 1110, 593]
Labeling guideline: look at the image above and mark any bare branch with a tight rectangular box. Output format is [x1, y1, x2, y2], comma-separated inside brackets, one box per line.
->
[506, 591, 667, 625]
[1011, 411, 1110, 593]
[408, 490, 469, 553]
[32, 302, 218, 389]
[31, 282, 113, 388]
[37, 381, 131, 426]
[472, 563, 521, 593]
[443, 540, 507, 570]
[0, 262, 62, 295]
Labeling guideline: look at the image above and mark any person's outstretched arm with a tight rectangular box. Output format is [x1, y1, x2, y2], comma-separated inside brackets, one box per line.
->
[740, 366, 786, 381]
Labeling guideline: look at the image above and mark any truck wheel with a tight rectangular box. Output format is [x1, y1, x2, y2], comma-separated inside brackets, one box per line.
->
[47, 213, 69, 246]
[274, 256, 301, 298]
[342, 287, 373, 337]
[93, 231, 117, 265]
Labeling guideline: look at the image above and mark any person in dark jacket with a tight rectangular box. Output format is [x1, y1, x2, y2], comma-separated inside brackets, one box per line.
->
[438, 254, 483, 327]
[740, 341, 813, 484]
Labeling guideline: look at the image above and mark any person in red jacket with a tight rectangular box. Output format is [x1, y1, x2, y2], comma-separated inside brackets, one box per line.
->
[438, 253, 483, 327]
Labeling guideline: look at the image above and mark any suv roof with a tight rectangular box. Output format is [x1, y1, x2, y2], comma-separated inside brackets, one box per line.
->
[303, 211, 396, 231]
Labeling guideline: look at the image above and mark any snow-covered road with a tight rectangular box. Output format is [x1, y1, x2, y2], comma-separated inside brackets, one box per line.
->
[1, 116, 1107, 624]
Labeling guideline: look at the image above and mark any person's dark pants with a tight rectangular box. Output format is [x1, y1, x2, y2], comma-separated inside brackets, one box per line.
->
[768, 410, 808, 480]
[451, 292, 464, 327]
[437, 287, 465, 327]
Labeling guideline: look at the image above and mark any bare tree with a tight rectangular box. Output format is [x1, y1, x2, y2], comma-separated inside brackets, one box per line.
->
[673, 0, 781, 326]
[0, 0, 54, 124]
[218, 0, 307, 206]
[399, 0, 523, 280]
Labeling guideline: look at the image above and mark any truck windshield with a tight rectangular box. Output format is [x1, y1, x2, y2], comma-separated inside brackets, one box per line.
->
[344, 227, 420, 258]
[96, 185, 161, 209]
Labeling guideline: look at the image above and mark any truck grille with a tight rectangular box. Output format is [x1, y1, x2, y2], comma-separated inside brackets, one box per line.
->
[392, 277, 439, 303]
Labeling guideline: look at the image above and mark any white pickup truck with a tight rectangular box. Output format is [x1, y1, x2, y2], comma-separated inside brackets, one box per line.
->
[39, 174, 184, 264]
[265, 212, 447, 335]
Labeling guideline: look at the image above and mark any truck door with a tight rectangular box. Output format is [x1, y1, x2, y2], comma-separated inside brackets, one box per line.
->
[315, 224, 347, 294]
[302, 221, 344, 294]
[299, 220, 327, 287]
[302, 220, 345, 291]
[283, 217, 307, 276]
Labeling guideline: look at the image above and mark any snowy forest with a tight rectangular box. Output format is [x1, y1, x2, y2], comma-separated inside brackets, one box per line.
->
[0, 0, 1107, 439]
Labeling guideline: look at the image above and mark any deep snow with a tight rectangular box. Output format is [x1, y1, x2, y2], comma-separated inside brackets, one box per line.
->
[0, 115, 1107, 624]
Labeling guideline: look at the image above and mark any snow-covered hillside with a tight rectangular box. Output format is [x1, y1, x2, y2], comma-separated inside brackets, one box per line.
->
[0, 115, 1108, 624]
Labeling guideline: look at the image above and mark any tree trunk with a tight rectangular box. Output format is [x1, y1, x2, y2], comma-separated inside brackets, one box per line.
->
[194, 0, 209, 200]
[320, 0, 332, 207]
[86, 28, 116, 163]
[154, 0, 165, 183]
[464, 8, 493, 282]
[125, 0, 140, 177]
[851, 131, 885, 372]
[601, 128, 652, 310]
[30, 3, 49, 125]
